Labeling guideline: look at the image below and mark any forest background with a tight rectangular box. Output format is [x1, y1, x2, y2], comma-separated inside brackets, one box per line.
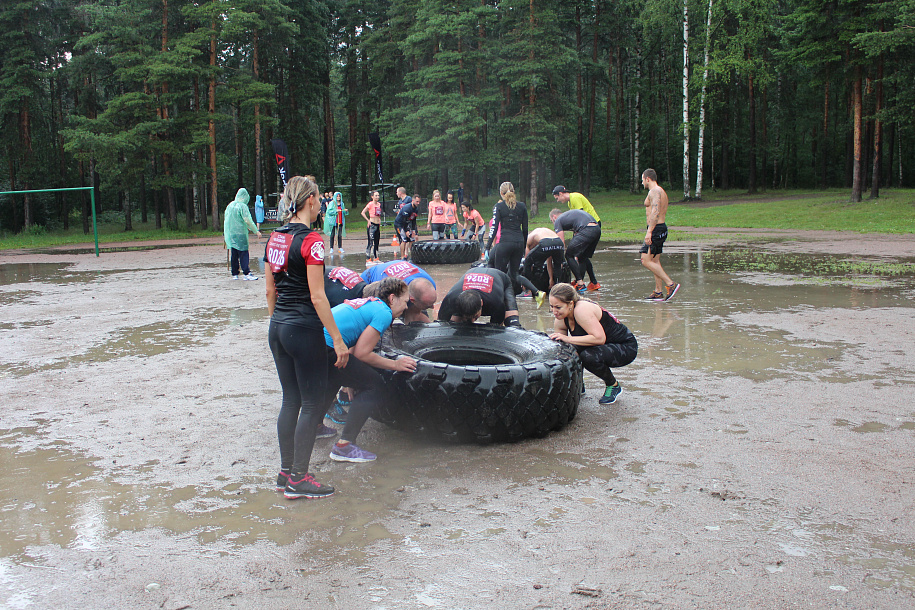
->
[1, 0, 913, 238]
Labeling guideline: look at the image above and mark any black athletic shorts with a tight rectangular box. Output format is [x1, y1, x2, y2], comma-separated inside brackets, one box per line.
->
[639, 223, 668, 255]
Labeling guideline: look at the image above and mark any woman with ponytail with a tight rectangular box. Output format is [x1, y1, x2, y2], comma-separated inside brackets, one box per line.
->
[265, 176, 349, 500]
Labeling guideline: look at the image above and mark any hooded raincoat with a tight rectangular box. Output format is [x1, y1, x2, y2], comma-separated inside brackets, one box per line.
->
[323, 191, 347, 238]
[223, 188, 258, 251]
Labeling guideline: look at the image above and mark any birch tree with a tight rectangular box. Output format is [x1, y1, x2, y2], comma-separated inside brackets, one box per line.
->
[681, 0, 690, 200]
[695, 0, 713, 199]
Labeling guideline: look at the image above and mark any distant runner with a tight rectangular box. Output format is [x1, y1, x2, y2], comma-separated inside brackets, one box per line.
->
[640, 169, 679, 301]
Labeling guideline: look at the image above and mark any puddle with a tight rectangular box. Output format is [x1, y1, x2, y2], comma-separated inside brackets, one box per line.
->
[834, 419, 890, 434]
[1, 307, 268, 378]
[0, 428, 619, 563]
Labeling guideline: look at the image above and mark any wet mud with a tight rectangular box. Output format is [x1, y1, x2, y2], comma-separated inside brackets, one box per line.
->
[1, 232, 914, 608]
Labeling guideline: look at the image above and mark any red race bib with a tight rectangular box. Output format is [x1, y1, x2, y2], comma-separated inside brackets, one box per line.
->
[329, 267, 363, 289]
[462, 273, 495, 293]
[266, 233, 293, 273]
[384, 261, 420, 280]
[343, 297, 378, 309]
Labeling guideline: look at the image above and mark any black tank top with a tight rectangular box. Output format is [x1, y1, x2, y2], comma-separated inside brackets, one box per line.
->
[565, 306, 634, 345]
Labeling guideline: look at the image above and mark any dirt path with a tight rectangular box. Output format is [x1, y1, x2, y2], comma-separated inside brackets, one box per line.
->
[1, 230, 913, 608]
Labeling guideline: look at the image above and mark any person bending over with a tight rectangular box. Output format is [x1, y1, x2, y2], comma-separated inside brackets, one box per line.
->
[547, 283, 637, 405]
[361, 260, 438, 323]
[549, 208, 601, 293]
[322, 277, 417, 463]
[324, 266, 367, 308]
[437, 267, 521, 327]
[523, 227, 566, 293]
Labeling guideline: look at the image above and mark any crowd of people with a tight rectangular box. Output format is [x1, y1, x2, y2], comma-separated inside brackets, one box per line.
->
[244, 170, 681, 499]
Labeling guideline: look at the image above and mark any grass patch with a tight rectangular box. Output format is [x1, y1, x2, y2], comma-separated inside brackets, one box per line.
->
[0, 220, 222, 251]
[2, 188, 913, 251]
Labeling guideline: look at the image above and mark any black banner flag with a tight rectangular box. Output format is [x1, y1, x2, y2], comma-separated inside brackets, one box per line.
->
[270, 138, 290, 188]
[368, 132, 386, 213]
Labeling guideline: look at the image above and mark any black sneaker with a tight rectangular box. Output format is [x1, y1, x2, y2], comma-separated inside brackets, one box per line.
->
[599, 384, 622, 404]
[284, 473, 335, 499]
[275, 470, 290, 492]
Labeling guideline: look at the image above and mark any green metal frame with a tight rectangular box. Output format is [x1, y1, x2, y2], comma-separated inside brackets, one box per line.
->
[0, 186, 98, 256]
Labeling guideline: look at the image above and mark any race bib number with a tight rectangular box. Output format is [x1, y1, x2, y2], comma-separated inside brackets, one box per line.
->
[266, 233, 293, 273]
[384, 261, 420, 280]
[434, 205, 444, 216]
[343, 297, 378, 309]
[462, 273, 495, 293]
[329, 267, 362, 289]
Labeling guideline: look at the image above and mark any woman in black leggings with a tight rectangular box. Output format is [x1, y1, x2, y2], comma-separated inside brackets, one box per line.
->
[265, 176, 349, 500]
[486, 181, 542, 304]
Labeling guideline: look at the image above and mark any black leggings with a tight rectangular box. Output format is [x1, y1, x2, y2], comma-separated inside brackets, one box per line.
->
[324, 348, 386, 442]
[566, 226, 601, 284]
[578, 337, 638, 386]
[366, 223, 380, 258]
[269, 321, 328, 474]
[330, 224, 343, 249]
[491, 240, 537, 295]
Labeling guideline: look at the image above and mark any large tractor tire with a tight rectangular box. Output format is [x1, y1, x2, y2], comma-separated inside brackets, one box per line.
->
[409, 240, 481, 265]
[373, 323, 582, 443]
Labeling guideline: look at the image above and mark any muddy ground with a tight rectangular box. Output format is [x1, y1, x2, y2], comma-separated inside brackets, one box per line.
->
[1, 227, 914, 609]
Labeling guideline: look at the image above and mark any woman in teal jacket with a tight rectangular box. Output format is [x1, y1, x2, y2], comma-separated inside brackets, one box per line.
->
[324, 191, 347, 254]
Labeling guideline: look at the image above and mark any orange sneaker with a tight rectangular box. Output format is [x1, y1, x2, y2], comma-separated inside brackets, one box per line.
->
[587, 282, 601, 291]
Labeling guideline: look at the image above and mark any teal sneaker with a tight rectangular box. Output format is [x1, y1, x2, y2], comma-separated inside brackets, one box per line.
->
[599, 384, 622, 404]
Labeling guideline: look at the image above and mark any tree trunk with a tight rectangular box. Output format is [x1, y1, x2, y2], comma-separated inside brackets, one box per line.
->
[761, 87, 768, 192]
[585, 1, 600, 196]
[123, 188, 133, 231]
[682, 0, 690, 200]
[748, 73, 757, 194]
[140, 172, 148, 224]
[721, 86, 729, 190]
[575, 5, 583, 191]
[821, 81, 829, 188]
[253, 30, 262, 199]
[633, 50, 641, 192]
[209, 22, 219, 229]
[695, 0, 712, 199]
[324, 90, 335, 188]
[235, 104, 243, 190]
[870, 56, 883, 199]
[851, 67, 863, 202]
[80, 160, 90, 233]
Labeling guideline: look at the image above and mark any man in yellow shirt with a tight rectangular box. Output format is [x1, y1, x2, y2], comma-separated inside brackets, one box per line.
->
[552, 185, 601, 228]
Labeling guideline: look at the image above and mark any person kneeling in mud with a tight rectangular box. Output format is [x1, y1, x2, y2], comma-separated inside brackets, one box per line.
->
[322, 277, 417, 462]
[547, 283, 637, 405]
[437, 267, 521, 327]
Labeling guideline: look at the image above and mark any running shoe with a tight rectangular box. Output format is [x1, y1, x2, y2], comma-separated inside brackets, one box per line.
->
[599, 384, 622, 404]
[646, 291, 664, 301]
[587, 282, 601, 291]
[374, 258, 381, 263]
[366, 258, 373, 265]
[330, 443, 377, 463]
[664, 283, 680, 301]
[534, 292, 546, 309]
[518, 290, 533, 298]
[316, 424, 338, 439]
[338, 248, 345, 254]
[284, 473, 334, 499]
[275, 470, 290, 492]
[335, 391, 352, 407]
[243, 274, 259, 281]
[327, 402, 348, 425]
[576, 283, 587, 293]
[231, 275, 240, 280]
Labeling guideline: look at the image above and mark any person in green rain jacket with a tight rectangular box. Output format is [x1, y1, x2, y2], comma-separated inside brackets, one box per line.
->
[323, 191, 347, 255]
[223, 188, 262, 280]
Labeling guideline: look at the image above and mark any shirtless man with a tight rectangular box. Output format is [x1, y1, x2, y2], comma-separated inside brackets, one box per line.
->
[523, 227, 566, 293]
[640, 169, 679, 301]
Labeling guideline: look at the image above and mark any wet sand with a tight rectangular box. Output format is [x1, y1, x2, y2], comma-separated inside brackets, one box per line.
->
[1, 230, 914, 608]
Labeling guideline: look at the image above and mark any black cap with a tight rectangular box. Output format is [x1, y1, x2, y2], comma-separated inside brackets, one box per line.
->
[552, 185, 568, 195]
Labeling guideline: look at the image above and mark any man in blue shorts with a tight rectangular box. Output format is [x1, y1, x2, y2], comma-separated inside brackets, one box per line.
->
[361, 260, 438, 323]
[393, 193, 419, 261]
